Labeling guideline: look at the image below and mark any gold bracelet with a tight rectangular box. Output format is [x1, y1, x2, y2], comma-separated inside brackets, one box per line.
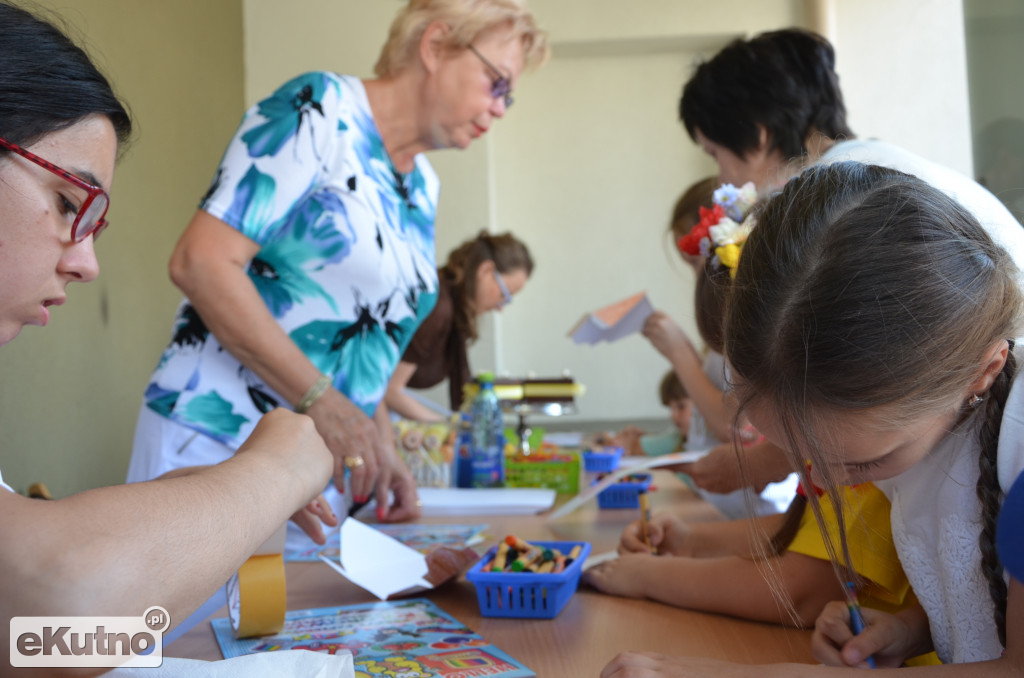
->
[295, 374, 331, 413]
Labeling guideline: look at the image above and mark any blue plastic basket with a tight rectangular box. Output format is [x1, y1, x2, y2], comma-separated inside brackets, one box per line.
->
[595, 473, 652, 509]
[465, 540, 592, 619]
[581, 447, 623, 473]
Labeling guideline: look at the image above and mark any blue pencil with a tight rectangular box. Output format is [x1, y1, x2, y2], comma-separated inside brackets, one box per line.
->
[845, 582, 876, 669]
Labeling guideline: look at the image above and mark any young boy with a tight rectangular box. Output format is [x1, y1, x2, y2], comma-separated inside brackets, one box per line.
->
[607, 371, 692, 456]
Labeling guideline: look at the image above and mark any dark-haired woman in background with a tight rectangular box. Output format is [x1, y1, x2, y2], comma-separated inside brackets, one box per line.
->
[385, 230, 532, 421]
[679, 28, 1024, 260]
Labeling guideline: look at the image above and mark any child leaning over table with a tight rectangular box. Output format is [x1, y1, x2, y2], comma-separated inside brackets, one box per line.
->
[602, 371, 693, 457]
[584, 477, 941, 667]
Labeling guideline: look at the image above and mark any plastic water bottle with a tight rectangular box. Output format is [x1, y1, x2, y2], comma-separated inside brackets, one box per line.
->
[469, 372, 505, 488]
[454, 413, 474, 488]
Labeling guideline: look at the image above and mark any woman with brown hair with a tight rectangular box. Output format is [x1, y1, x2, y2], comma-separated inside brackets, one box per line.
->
[385, 230, 533, 420]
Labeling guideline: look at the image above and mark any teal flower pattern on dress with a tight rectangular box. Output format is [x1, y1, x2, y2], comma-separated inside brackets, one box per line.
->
[140, 73, 439, 451]
[241, 72, 335, 158]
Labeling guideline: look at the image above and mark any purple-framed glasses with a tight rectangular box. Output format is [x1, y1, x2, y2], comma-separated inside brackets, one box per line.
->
[493, 269, 513, 307]
[0, 135, 110, 242]
[468, 44, 514, 108]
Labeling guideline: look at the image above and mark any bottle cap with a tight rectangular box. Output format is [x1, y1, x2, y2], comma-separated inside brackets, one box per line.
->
[477, 372, 495, 383]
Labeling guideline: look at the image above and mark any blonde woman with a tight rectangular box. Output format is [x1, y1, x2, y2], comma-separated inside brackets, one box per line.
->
[128, 1, 548, 529]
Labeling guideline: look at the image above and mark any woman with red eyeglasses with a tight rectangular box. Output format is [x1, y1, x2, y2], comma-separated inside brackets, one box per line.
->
[0, 2, 337, 666]
[126, 1, 549, 540]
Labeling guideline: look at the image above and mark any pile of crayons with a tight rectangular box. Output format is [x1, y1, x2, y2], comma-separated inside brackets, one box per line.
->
[594, 472, 650, 484]
[483, 536, 583, 574]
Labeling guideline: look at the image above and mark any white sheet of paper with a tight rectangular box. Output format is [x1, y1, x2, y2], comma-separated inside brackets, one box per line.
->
[319, 518, 431, 600]
[569, 293, 654, 345]
[547, 449, 710, 520]
[352, 487, 557, 518]
[582, 550, 620, 571]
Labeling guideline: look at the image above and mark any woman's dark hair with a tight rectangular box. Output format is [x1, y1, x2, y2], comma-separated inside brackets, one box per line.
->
[0, 2, 132, 148]
[443, 230, 533, 343]
[680, 28, 853, 161]
[726, 161, 1022, 647]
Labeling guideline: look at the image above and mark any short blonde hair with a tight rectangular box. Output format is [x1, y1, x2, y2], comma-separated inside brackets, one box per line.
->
[374, 0, 549, 78]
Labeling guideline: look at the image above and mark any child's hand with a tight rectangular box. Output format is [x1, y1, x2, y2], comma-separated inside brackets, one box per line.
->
[612, 426, 644, 456]
[620, 513, 692, 556]
[671, 442, 750, 494]
[812, 600, 921, 668]
[582, 553, 655, 598]
[641, 311, 693, 362]
[289, 493, 339, 545]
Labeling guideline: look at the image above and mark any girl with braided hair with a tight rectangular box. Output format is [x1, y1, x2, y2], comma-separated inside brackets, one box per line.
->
[602, 161, 1024, 676]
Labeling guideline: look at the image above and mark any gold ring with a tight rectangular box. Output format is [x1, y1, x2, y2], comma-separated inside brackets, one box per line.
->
[344, 456, 365, 470]
[414, 499, 424, 508]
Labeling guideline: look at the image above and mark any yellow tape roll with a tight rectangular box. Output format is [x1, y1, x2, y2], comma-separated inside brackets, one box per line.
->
[227, 553, 286, 638]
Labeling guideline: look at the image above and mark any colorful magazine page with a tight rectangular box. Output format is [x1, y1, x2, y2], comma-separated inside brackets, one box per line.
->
[286, 523, 487, 563]
[211, 598, 535, 677]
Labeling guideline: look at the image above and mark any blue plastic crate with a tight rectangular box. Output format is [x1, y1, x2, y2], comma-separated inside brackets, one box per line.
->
[595, 473, 652, 509]
[465, 540, 592, 619]
[581, 446, 623, 473]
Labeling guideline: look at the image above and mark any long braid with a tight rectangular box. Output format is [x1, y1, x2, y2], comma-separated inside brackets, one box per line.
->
[975, 346, 1016, 647]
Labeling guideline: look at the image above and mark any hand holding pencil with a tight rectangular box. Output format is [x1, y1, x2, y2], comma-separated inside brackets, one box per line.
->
[618, 511, 693, 556]
[809, 595, 920, 669]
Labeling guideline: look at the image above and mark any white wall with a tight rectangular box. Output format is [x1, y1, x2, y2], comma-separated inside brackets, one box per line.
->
[241, 0, 976, 427]
[833, 0, 974, 175]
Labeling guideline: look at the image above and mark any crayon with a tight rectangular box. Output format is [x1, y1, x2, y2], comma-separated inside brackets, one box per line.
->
[552, 555, 567, 573]
[505, 535, 534, 552]
[510, 547, 542, 572]
[537, 560, 555, 573]
[568, 545, 582, 560]
[845, 582, 876, 669]
[492, 542, 510, 572]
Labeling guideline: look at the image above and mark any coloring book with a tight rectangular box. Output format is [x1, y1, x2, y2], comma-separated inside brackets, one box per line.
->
[212, 598, 534, 677]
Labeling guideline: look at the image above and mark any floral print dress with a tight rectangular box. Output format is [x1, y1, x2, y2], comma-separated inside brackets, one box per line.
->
[141, 72, 439, 449]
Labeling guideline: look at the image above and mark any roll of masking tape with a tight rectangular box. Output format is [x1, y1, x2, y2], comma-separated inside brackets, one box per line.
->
[226, 524, 287, 638]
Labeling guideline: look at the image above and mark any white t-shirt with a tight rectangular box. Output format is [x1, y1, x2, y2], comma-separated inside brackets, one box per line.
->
[874, 347, 1024, 663]
[818, 139, 1024, 280]
[0, 467, 11, 493]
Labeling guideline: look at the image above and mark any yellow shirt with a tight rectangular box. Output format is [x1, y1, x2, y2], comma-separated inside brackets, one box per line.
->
[786, 482, 941, 667]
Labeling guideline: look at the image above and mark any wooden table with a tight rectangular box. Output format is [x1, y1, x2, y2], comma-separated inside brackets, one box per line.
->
[166, 472, 815, 674]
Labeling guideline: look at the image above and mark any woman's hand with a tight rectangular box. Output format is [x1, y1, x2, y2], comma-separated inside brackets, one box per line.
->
[620, 512, 693, 556]
[812, 600, 925, 669]
[289, 494, 339, 545]
[583, 553, 657, 598]
[375, 441, 422, 523]
[641, 311, 693, 363]
[305, 388, 384, 503]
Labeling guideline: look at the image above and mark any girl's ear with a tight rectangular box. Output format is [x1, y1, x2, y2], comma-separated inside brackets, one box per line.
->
[968, 339, 1011, 397]
[420, 21, 450, 74]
